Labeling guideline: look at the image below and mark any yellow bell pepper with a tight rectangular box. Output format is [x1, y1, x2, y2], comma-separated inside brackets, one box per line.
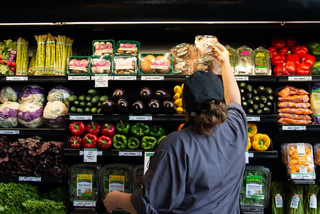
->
[246, 136, 251, 150]
[247, 123, 258, 138]
[252, 134, 271, 151]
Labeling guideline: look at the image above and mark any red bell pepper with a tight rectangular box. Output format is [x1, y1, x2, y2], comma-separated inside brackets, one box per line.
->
[267, 47, 278, 58]
[291, 46, 300, 54]
[301, 54, 316, 67]
[278, 47, 291, 57]
[82, 133, 98, 148]
[272, 37, 286, 49]
[293, 46, 309, 58]
[274, 62, 296, 76]
[286, 54, 300, 67]
[284, 61, 297, 75]
[285, 36, 297, 49]
[86, 121, 101, 135]
[296, 63, 311, 75]
[101, 123, 115, 138]
[98, 135, 112, 149]
[69, 121, 85, 136]
[271, 54, 285, 67]
[69, 136, 82, 149]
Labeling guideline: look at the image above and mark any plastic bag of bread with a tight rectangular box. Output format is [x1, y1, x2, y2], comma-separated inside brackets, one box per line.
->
[278, 117, 311, 125]
[278, 113, 311, 121]
[194, 35, 218, 55]
[310, 83, 320, 123]
[278, 108, 312, 115]
[279, 86, 309, 97]
[278, 95, 310, 103]
[139, 53, 172, 75]
[278, 102, 311, 108]
[113, 56, 137, 75]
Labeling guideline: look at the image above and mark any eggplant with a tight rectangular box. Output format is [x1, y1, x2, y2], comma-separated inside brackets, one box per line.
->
[132, 100, 145, 114]
[148, 99, 160, 113]
[139, 87, 153, 101]
[117, 98, 129, 113]
[155, 88, 171, 101]
[101, 100, 115, 113]
[111, 88, 125, 101]
[162, 100, 175, 113]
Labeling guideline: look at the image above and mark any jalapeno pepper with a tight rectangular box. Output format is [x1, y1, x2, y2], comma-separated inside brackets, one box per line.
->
[128, 137, 140, 149]
[82, 133, 98, 148]
[112, 134, 127, 149]
[141, 136, 157, 150]
[157, 135, 166, 145]
[150, 125, 166, 139]
[130, 122, 150, 138]
[69, 136, 82, 149]
[115, 120, 130, 135]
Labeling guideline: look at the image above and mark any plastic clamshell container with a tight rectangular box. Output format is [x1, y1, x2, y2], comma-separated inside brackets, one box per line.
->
[67, 56, 91, 75]
[115, 40, 141, 56]
[240, 165, 271, 212]
[92, 39, 115, 56]
[225, 45, 237, 75]
[235, 46, 254, 75]
[112, 56, 137, 75]
[132, 165, 144, 192]
[314, 144, 320, 165]
[253, 46, 272, 75]
[287, 143, 315, 179]
[89, 55, 113, 75]
[69, 163, 100, 207]
[138, 53, 173, 75]
[194, 35, 219, 55]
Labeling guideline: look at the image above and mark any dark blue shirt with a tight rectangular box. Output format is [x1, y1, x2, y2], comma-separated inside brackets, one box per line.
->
[131, 102, 247, 214]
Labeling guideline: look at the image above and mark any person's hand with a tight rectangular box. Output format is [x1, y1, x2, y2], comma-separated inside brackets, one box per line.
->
[104, 191, 121, 213]
[212, 43, 230, 67]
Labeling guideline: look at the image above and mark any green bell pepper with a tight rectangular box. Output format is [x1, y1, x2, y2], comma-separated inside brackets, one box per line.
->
[112, 134, 127, 149]
[128, 137, 140, 149]
[307, 42, 320, 56]
[130, 122, 150, 138]
[116, 120, 130, 135]
[150, 125, 166, 139]
[311, 61, 320, 75]
[141, 136, 157, 150]
[157, 135, 166, 145]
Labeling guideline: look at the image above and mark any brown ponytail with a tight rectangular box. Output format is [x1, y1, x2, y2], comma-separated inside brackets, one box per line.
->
[187, 100, 227, 136]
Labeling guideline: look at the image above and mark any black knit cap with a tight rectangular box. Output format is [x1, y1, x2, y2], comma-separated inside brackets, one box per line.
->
[183, 70, 224, 115]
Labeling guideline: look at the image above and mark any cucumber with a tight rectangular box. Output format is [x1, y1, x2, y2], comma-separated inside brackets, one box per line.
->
[253, 96, 260, 103]
[258, 103, 265, 109]
[91, 107, 98, 114]
[99, 95, 109, 102]
[88, 89, 100, 96]
[263, 107, 271, 114]
[74, 100, 80, 106]
[252, 89, 258, 96]
[69, 95, 78, 103]
[246, 85, 253, 93]
[247, 108, 254, 114]
[247, 99, 254, 107]
[97, 102, 102, 108]
[240, 88, 245, 95]
[260, 96, 267, 104]
[92, 95, 101, 104]
[77, 108, 84, 114]
[266, 102, 273, 108]
[252, 104, 259, 111]
[242, 101, 248, 109]
[267, 95, 274, 102]
[265, 87, 273, 95]
[85, 95, 93, 102]
[85, 107, 91, 114]
[70, 106, 77, 113]
[79, 95, 86, 102]
[257, 86, 265, 94]
[241, 96, 245, 101]
[87, 102, 93, 108]
[79, 102, 87, 108]
[239, 82, 246, 89]
[97, 108, 102, 114]
[256, 109, 263, 115]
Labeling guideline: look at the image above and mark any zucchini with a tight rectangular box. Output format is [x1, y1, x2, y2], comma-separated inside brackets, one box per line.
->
[99, 95, 109, 102]
[87, 102, 93, 108]
[256, 109, 263, 115]
[79, 102, 87, 108]
[88, 89, 100, 96]
[247, 99, 254, 107]
[253, 95, 260, 103]
[97, 102, 102, 108]
[77, 108, 84, 114]
[97, 108, 102, 114]
[69, 95, 78, 103]
[265, 87, 273, 95]
[258, 103, 265, 109]
[92, 95, 101, 104]
[91, 107, 98, 114]
[241, 96, 246, 101]
[260, 95, 267, 104]
[246, 93, 253, 99]
[70, 106, 77, 113]
[247, 108, 254, 114]
[263, 107, 271, 114]
[239, 82, 246, 89]
[252, 104, 259, 111]
[85, 95, 93, 102]
[252, 89, 258, 96]
[242, 101, 248, 109]
[73, 100, 80, 106]
[266, 102, 273, 108]
[79, 95, 86, 102]
[267, 95, 274, 102]
[246, 85, 253, 93]
[240, 88, 246, 95]
[85, 107, 91, 114]
[257, 86, 265, 94]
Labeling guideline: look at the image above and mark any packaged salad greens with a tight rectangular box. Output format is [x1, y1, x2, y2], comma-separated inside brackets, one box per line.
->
[69, 164, 100, 207]
[236, 46, 254, 75]
[226, 45, 237, 75]
[254, 47, 272, 75]
[132, 165, 144, 192]
[240, 165, 271, 211]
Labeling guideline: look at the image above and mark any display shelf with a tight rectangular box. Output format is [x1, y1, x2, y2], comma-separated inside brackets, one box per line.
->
[279, 124, 320, 131]
[246, 115, 278, 122]
[0, 75, 67, 82]
[290, 179, 316, 185]
[278, 75, 320, 82]
[64, 148, 146, 157]
[0, 127, 66, 136]
[248, 150, 278, 159]
[234, 75, 277, 82]
[0, 175, 66, 183]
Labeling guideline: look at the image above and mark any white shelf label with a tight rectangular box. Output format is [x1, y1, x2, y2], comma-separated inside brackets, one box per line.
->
[69, 115, 92, 120]
[245, 150, 249, 164]
[68, 76, 90, 81]
[248, 152, 254, 158]
[247, 116, 260, 121]
[95, 74, 109, 87]
[288, 76, 312, 81]
[141, 76, 164, 80]
[73, 201, 96, 207]
[235, 76, 249, 81]
[19, 176, 41, 182]
[291, 173, 316, 179]
[144, 152, 154, 174]
[129, 115, 152, 121]
[79, 150, 102, 156]
[113, 76, 136, 80]
[119, 151, 143, 156]
[0, 130, 19, 135]
[275, 194, 283, 208]
[91, 76, 113, 80]
[84, 148, 97, 162]
[282, 125, 306, 131]
[6, 76, 28, 81]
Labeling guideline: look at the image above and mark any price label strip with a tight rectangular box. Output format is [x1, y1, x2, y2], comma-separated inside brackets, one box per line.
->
[119, 151, 143, 156]
[73, 201, 96, 207]
[19, 176, 41, 182]
[288, 76, 312, 81]
[235, 76, 249, 81]
[68, 76, 90, 81]
[141, 76, 164, 81]
[0, 130, 19, 135]
[83, 148, 98, 162]
[113, 76, 137, 80]
[79, 151, 102, 156]
[91, 75, 113, 80]
[69, 115, 93, 120]
[247, 116, 260, 122]
[245, 150, 249, 164]
[282, 125, 306, 131]
[129, 116, 152, 121]
[95, 74, 109, 87]
[6, 76, 28, 81]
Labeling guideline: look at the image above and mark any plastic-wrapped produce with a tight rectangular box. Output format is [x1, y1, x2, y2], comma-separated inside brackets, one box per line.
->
[113, 56, 137, 75]
[132, 165, 144, 192]
[310, 83, 320, 123]
[18, 103, 43, 128]
[43, 101, 68, 128]
[0, 102, 20, 128]
[69, 164, 100, 207]
[226, 45, 237, 75]
[47, 85, 73, 106]
[0, 86, 21, 103]
[90, 55, 113, 74]
[253, 47, 272, 75]
[18, 84, 45, 107]
[171, 43, 194, 75]
[236, 46, 254, 75]
[194, 35, 218, 55]
[139, 53, 173, 75]
[240, 165, 271, 212]
[92, 40, 115, 56]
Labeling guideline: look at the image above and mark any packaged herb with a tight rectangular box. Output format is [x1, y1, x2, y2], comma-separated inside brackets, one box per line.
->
[226, 45, 237, 75]
[254, 46, 272, 75]
[236, 45, 254, 75]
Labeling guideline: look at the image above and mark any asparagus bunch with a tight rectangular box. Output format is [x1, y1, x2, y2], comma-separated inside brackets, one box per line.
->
[27, 50, 37, 75]
[34, 34, 47, 75]
[45, 33, 55, 75]
[16, 37, 29, 76]
[55, 35, 67, 75]
[66, 37, 74, 61]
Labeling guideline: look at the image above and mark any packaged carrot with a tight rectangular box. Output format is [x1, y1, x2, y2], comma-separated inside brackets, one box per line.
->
[278, 95, 310, 103]
[278, 108, 312, 115]
[278, 113, 311, 121]
[278, 102, 311, 108]
[278, 86, 309, 97]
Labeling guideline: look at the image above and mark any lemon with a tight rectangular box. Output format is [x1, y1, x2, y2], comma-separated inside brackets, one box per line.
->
[174, 85, 182, 95]
[181, 83, 184, 91]
[173, 93, 180, 100]
[174, 98, 182, 107]
[176, 107, 184, 114]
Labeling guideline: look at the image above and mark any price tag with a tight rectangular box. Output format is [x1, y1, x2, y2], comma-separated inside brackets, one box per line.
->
[310, 194, 317, 209]
[247, 116, 260, 121]
[0, 130, 19, 134]
[248, 152, 254, 158]
[291, 173, 316, 179]
[95, 74, 108, 87]
[282, 125, 306, 131]
[119, 151, 143, 156]
[113, 76, 136, 80]
[144, 152, 154, 174]
[19, 176, 41, 182]
[275, 194, 283, 208]
[245, 150, 249, 164]
[79, 151, 102, 156]
[129, 116, 152, 121]
[73, 201, 96, 207]
[6, 76, 28, 81]
[84, 148, 97, 162]
[288, 76, 312, 81]
[69, 115, 93, 120]
[290, 194, 299, 209]
[91, 76, 113, 80]
[141, 76, 164, 81]
[235, 76, 249, 81]
[68, 76, 90, 81]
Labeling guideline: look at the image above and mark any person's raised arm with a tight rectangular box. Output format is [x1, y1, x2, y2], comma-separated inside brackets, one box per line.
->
[213, 44, 241, 105]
